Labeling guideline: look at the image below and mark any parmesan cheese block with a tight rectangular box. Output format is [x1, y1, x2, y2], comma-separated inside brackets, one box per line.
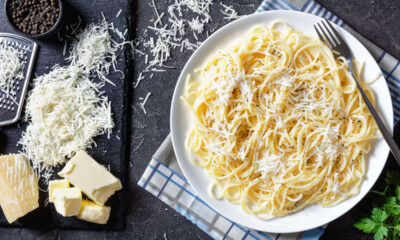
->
[53, 187, 82, 217]
[0, 154, 39, 223]
[77, 200, 111, 224]
[58, 151, 122, 205]
[48, 179, 70, 203]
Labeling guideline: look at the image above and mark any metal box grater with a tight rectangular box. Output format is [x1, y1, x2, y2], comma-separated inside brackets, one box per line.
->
[0, 33, 38, 127]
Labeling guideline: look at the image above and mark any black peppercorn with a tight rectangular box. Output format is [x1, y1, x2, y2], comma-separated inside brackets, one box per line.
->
[7, 0, 60, 35]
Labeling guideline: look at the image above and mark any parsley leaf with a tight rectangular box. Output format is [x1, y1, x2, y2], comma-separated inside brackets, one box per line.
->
[371, 208, 388, 223]
[384, 197, 400, 215]
[384, 196, 396, 207]
[354, 218, 378, 233]
[374, 225, 388, 240]
[355, 170, 400, 240]
[386, 205, 400, 216]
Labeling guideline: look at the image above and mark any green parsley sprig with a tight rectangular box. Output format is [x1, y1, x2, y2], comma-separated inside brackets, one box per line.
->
[354, 171, 400, 240]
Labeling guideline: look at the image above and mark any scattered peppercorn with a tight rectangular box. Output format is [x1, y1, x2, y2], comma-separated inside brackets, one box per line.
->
[7, 0, 60, 35]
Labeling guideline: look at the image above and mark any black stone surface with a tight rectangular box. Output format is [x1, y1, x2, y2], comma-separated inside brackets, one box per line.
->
[0, 0, 400, 239]
[0, 0, 132, 231]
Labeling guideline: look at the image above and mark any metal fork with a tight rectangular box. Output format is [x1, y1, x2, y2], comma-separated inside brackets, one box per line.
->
[314, 19, 400, 165]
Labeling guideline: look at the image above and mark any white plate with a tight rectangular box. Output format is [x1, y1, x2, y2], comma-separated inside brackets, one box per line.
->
[170, 10, 393, 233]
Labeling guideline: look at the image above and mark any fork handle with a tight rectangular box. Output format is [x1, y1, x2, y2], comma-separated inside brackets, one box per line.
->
[348, 57, 400, 165]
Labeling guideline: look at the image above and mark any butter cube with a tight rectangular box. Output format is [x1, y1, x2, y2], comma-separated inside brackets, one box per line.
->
[53, 187, 82, 217]
[0, 154, 39, 223]
[48, 179, 69, 203]
[77, 200, 111, 224]
[58, 151, 122, 205]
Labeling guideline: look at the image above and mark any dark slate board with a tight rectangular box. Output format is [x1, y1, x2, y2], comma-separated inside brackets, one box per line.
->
[0, 0, 132, 230]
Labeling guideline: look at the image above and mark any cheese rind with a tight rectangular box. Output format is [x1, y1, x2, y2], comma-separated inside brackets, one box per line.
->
[58, 151, 122, 205]
[77, 200, 111, 224]
[0, 154, 39, 223]
[48, 179, 70, 203]
[53, 187, 82, 217]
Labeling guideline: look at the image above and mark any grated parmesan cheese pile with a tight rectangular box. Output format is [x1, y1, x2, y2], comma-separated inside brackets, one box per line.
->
[21, 65, 114, 168]
[67, 21, 122, 86]
[20, 18, 127, 171]
[133, 0, 242, 115]
[0, 44, 25, 101]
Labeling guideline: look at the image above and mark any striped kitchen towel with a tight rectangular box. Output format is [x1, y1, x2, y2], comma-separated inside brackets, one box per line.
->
[138, 0, 400, 239]
[139, 135, 324, 240]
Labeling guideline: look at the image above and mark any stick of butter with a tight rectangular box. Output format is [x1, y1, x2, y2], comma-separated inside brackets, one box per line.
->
[48, 179, 70, 203]
[77, 200, 111, 224]
[53, 187, 82, 216]
[58, 151, 122, 205]
[0, 154, 39, 223]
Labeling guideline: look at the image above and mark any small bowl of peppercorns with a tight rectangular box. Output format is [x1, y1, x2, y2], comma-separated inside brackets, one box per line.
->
[5, 0, 63, 39]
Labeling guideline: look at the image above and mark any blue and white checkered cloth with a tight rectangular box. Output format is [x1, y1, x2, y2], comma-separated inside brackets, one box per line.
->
[138, 0, 400, 239]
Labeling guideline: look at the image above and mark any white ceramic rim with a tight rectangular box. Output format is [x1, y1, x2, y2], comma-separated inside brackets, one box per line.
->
[170, 10, 393, 233]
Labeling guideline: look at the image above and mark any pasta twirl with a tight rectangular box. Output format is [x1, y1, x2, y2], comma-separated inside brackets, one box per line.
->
[182, 21, 377, 219]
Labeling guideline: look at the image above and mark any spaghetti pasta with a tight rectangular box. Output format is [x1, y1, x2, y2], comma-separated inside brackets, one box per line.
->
[182, 21, 377, 218]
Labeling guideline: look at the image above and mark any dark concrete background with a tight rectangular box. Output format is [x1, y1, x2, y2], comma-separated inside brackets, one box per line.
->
[1, 0, 400, 239]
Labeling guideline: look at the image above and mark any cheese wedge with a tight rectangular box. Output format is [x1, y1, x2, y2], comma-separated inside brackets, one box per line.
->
[77, 200, 111, 224]
[53, 187, 82, 217]
[0, 154, 39, 223]
[58, 151, 122, 205]
[48, 179, 70, 203]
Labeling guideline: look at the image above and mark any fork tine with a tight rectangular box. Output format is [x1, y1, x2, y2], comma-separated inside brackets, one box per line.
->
[314, 24, 331, 48]
[321, 20, 340, 46]
[324, 20, 344, 44]
[316, 22, 336, 47]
